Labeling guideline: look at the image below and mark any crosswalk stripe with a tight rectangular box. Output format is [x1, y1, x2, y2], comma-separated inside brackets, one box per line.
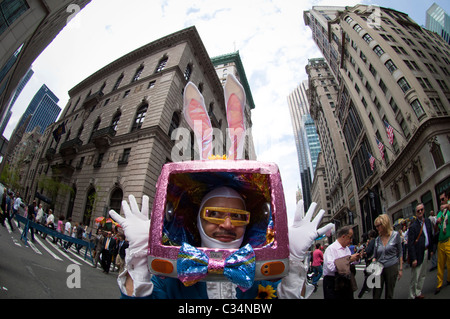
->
[33, 236, 63, 261]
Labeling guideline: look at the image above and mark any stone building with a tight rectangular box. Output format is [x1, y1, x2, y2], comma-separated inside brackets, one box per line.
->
[24, 26, 255, 226]
[304, 5, 450, 234]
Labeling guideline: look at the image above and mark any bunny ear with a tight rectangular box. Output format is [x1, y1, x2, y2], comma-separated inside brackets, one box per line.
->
[183, 82, 213, 160]
[224, 74, 246, 160]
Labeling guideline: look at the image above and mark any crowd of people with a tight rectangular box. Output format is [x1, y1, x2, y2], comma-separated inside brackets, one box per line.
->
[307, 189, 450, 299]
[0, 188, 130, 275]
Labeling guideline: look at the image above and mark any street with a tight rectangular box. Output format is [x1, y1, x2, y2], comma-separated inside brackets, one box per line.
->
[309, 261, 450, 300]
[2, 217, 449, 300]
[0, 219, 119, 299]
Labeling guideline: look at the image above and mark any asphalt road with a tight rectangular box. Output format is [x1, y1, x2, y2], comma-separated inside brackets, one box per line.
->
[309, 257, 450, 300]
[0, 219, 120, 299]
[2, 217, 449, 301]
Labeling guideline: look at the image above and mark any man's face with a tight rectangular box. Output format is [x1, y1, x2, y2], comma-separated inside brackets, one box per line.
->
[416, 204, 425, 219]
[342, 229, 354, 247]
[200, 197, 247, 243]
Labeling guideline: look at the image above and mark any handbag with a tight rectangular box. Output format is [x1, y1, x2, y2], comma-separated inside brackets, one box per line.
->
[366, 238, 385, 276]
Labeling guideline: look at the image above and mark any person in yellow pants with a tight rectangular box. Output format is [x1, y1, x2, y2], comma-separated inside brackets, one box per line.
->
[435, 191, 450, 295]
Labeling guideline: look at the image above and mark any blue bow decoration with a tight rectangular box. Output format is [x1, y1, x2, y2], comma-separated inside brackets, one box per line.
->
[177, 242, 256, 291]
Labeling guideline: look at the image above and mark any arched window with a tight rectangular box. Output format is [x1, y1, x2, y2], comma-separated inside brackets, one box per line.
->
[109, 188, 123, 216]
[132, 65, 144, 82]
[131, 103, 148, 132]
[111, 111, 121, 132]
[168, 112, 180, 137]
[89, 118, 101, 142]
[112, 73, 124, 91]
[155, 57, 168, 73]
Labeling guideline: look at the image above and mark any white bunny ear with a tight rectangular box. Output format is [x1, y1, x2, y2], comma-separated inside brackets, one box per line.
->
[183, 82, 213, 160]
[224, 74, 246, 160]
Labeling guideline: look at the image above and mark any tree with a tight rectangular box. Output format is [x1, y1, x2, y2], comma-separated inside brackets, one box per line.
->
[38, 174, 74, 212]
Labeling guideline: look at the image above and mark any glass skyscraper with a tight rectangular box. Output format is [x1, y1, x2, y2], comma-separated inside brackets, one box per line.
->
[18, 84, 61, 135]
[426, 2, 450, 44]
[288, 80, 321, 211]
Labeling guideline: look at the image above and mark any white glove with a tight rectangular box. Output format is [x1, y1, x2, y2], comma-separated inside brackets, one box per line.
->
[109, 194, 153, 297]
[278, 200, 334, 299]
[288, 200, 334, 262]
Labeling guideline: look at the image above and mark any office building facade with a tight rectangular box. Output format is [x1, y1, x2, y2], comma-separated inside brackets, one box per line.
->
[288, 81, 319, 211]
[426, 3, 450, 44]
[304, 5, 450, 234]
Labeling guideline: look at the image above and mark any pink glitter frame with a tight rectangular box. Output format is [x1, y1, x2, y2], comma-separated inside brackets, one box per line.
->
[148, 160, 290, 280]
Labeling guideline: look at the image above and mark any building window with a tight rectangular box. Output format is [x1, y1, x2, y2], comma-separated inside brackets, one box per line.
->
[168, 112, 180, 137]
[112, 73, 124, 91]
[430, 141, 445, 169]
[109, 188, 123, 214]
[184, 64, 192, 81]
[147, 81, 155, 89]
[0, 0, 29, 36]
[123, 90, 130, 98]
[397, 77, 411, 93]
[155, 57, 168, 73]
[373, 45, 385, 57]
[362, 33, 373, 44]
[412, 165, 422, 186]
[353, 24, 362, 33]
[410, 99, 426, 119]
[132, 65, 144, 82]
[111, 112, 121, 131]
[118, 148, 131, 165]
[94, 153, 104, 168]
[385, 60, 397, 74]
[131, 103, 148, 132]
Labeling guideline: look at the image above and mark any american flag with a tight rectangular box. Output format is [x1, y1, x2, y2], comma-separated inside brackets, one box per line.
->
[368, 152, 375, 171]
[376, 138, 385, 160]
[384, 120, 394, 145]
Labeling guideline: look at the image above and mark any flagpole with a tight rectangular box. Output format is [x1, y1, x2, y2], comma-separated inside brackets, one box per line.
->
[374, 135, 394, 154]
[385, 119, 405, 139]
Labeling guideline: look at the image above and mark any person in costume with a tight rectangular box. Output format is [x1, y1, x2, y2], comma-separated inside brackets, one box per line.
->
[108, 74, 334, 299]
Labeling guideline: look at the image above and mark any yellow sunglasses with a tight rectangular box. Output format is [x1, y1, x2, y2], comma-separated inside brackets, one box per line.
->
[201, 206, 250, 226]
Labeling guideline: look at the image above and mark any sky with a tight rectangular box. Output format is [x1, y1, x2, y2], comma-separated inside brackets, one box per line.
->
[4, 0, 450, 223]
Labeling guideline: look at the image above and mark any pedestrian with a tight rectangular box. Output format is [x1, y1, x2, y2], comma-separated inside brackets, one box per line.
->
[101, 231, 116, 274]
[407, 203, 434, 299]
[5, 192, 14, 231]
[92, 229, 105, 268]
[26, 200, 37, 242]
[43, 209, 55, 241]
[400, 224, 408, 263]
[323, 225, 362, 299]
[434, 190, 450, 295]
[55, 215, 64, 246]
[12, 192, 22, 227]
[63, 217, 72, 250]
[0, 188, 7, 227]
[76, 222, 85, 254]
[372, 214, 403, 299]
[310, 243, 323, 292]
[34, 203, 44, 235]
[358, 229, 377, 298]
[115, 233, 129, 274]
[429, 210, 438, 271]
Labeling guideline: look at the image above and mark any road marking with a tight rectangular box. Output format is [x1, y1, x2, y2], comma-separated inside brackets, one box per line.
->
[34, 236, 63, 261]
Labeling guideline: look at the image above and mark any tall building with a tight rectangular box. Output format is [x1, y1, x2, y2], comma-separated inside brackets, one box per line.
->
[306, 57, 357, 235]
[287, 81, 320, 211]
[304, 5, 450, 235]
[426, 3, 450, 44]
[23, 27, 256, 227]
[0, 68, 34, 137]
[211, 51, 256, 160]
[24, 84, 61, 134]
[0, 0, 90, 131]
